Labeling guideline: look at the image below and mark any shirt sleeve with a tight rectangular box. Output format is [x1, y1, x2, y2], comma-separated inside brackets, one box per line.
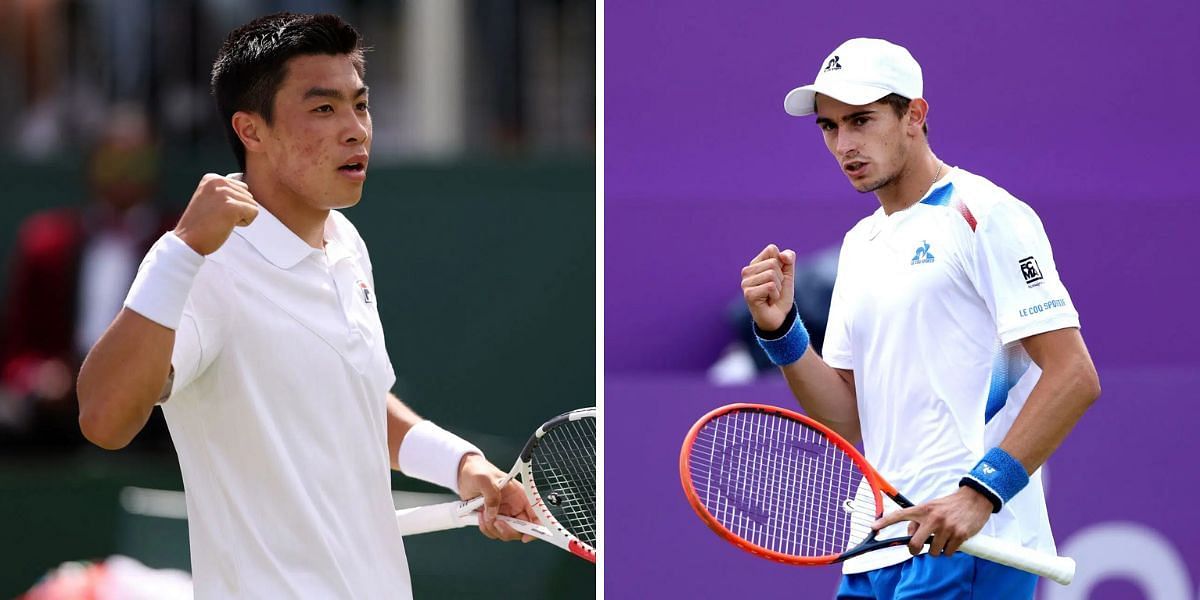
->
[969, 199, 1080, 345]
[167, 262, 229, 400]
[821, 238, 854, 370]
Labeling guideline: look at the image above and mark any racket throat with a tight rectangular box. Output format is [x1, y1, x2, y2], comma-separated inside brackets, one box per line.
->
[838, 530, 917, 563]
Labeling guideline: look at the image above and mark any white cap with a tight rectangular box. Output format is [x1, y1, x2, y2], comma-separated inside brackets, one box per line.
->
[783, 38, 922, 117]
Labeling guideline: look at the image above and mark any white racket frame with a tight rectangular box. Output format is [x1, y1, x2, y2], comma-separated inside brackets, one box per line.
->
[394, 408, 596, 563]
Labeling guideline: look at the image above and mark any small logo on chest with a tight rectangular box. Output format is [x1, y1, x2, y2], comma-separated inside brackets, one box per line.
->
[356, 280, 374, 304]
[911, 241, 935, 265]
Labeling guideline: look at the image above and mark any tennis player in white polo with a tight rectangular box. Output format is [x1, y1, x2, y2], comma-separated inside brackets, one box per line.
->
[77, 13, 534, 599]
[739, 38, 1101, 598]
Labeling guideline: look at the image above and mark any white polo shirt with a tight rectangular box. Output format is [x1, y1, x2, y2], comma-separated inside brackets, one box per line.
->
[159, 206, 411, 598]
[823, 167, 1080, 574]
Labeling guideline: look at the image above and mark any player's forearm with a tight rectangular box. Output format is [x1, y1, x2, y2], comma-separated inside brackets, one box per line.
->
[387, 394, 484, 494]
[77, 308, 175, 449]
[1001, 330, 1101, 471]
[386, 393, 423, 470]
[779, 350, 861, 443]
[743, 259, 860, 440]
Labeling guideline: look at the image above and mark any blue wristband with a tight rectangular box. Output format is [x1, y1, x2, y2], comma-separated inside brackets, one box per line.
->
[753, 304, 809, 366]
[959, 447, 1030, 513]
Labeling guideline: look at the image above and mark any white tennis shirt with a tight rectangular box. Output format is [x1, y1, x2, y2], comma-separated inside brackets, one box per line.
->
[823, 167, 1080, 574]
[159, 206, 411, 598]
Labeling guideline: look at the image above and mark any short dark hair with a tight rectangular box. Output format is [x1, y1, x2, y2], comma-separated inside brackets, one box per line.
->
[211, 13, 366, 170]
[878, 94, 928, 136]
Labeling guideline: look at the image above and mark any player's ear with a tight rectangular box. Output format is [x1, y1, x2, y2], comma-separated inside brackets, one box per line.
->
[231, 111, 266, 154]
[907, 98, 929, 136]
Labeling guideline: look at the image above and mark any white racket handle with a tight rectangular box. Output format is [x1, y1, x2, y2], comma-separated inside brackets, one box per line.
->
[394, 497, 552, 540]
[960, 534, 1075, 585]
[395, 499, 479, 535]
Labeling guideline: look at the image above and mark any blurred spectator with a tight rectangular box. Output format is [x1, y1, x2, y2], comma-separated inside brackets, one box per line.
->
[0, 106, 175, 451]
[709, 246, 839, 385]
[0, 1, 595, 160]
[0, 0, 66, 157]
[21, 555, 192, 600]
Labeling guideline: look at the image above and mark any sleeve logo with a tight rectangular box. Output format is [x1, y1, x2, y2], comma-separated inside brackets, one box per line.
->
[1019, 256, 1043, 286]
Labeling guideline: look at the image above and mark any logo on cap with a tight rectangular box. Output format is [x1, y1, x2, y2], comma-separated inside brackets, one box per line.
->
[823, 55, 842, 72]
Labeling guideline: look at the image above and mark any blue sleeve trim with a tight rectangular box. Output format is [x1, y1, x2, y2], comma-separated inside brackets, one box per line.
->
[959, 447, 1029, 513]
[985, 345, 1029, 423]
[753, 304, 809, 366]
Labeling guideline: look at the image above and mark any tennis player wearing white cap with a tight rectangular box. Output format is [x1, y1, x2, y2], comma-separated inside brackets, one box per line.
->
[740, 38, 1100, 598]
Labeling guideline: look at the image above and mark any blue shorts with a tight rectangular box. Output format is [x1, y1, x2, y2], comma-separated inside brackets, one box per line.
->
[835, 554, 1037, 600]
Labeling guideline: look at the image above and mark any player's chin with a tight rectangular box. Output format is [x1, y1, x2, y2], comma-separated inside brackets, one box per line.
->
[338, 192, 363, 208]
[325, 182, 365, 208]
[851, 176, 889, 194]
[849, 179, 875, 193]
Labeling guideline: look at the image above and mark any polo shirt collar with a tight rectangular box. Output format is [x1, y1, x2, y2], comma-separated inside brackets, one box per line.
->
[322, 215, 359, 265]
[235, 203, 319, 269]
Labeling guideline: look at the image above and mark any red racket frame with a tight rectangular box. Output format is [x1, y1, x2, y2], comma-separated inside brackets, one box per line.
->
[679, 402, 899, 566]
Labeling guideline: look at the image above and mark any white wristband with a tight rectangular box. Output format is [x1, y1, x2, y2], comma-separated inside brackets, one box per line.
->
[397, 420, 483, 494]
[124, 232, 205, 330]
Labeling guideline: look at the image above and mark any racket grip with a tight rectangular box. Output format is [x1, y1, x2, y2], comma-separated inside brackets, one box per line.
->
[959, 534, 1075, 585]
[395, 500, 553, 541]
[395, 499, 477, 536]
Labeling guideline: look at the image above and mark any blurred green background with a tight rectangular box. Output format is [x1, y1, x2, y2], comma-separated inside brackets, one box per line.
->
[0, 154, 595, 597]
[0, 0, 594, 596]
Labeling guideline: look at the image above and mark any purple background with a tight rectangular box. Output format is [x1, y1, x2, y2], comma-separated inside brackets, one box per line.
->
[605, 0, 1200, 373]
[604, 0, 1200, 598]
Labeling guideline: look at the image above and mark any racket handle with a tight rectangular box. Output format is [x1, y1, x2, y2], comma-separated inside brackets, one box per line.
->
[395, 498, 481, 536]
[395, 497, 552, 540]
[959, 534, 1075, 585]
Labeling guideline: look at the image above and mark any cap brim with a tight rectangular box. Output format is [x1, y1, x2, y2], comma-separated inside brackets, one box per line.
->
[783, 82, 895, 116]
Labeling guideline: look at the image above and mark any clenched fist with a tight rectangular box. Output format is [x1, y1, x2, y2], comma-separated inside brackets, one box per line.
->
[741, 244, 797, 332]
[173, 173, 260, 256]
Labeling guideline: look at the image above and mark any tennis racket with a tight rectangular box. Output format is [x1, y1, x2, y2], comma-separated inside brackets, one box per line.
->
[394, 407, 596, 563]
[679, 403, 1075, 585]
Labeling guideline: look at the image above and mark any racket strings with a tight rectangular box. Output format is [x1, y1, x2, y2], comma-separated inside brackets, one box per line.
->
[530, 415, 597, 550]
[686, 410, 874, 558]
